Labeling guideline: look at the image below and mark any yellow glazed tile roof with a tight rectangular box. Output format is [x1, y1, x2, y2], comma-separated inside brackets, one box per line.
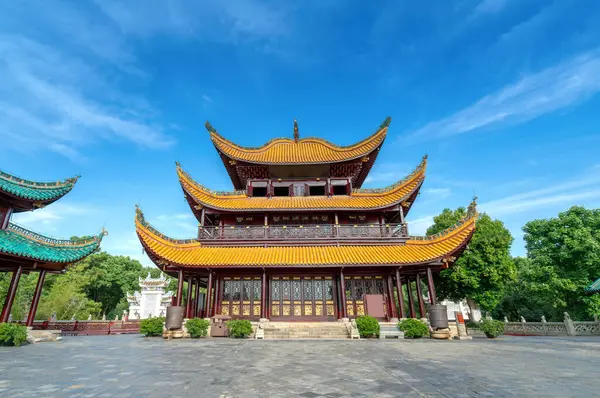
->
[134, 201, 477, 268]
[206, 117, 390, 165]
[177, 155, 426, 212]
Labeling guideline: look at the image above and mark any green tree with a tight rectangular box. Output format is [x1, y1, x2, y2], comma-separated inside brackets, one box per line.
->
[521, 206, 600, 320]
[427, 208, 515, 313]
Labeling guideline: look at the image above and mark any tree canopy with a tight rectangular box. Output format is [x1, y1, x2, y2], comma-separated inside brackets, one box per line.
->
[426, 207, 515, 313]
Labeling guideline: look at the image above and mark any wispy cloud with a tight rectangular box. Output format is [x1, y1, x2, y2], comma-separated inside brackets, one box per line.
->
[153, 213, 197, 237]
[405, 51, 600, 143]
[423, 187, 452, 199]
[12, 203, 95, 230]
[364, 163, 408, 186]
[407, 216, 434, 236]
[202, 94, 213, 104]
[473, 0, 507, 17]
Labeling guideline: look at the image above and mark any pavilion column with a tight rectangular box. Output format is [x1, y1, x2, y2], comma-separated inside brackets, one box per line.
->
[175, 269, 184, 307]
[415, 273, 426, 318]
[261, 269, 267, 319]
[386, 274, 398, 319]
[26, 269, 46, 326]
[339, 269, 347, 318]
[395, 269, 406, 318]
[185, 275, 193, 318]
[1, 265, 23, 323]
[427, 267, 437, 305]
[205, 272, 213, 318]
[194, 278, 201, 318]
[212, 274, 220, 317]
[406, 276, 416, 318]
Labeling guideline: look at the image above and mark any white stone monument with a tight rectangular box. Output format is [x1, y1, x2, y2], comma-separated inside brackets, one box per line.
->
[127, 272, 173, 319]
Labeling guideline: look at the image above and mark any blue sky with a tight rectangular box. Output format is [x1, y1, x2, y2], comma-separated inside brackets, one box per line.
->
[2, 0, 600, 266]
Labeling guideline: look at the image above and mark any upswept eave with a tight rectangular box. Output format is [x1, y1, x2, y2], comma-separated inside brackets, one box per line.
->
[0, 169, 79, 210]
[134, 199, 477, 268]
[176, 155, 427, 213]
[0, 223, 107, 265]
[206, 117, 390, 165]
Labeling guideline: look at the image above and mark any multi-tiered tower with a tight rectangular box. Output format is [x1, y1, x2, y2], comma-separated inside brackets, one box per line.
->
[135, 118, 477, 321]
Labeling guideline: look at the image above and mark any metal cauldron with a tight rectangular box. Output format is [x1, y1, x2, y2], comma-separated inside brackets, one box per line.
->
[165, 306, 184, 330]
[427, 304, 449, 329]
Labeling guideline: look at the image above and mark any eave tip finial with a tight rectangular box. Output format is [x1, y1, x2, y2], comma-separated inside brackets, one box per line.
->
[381, 116, 392, 129]
[293, 119, 299, 142]
[205, 121, 216, 133]
[468, 196, 478, 217]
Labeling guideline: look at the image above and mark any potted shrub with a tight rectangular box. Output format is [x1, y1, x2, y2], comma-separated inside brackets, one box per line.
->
[139, 317, 165, 337]
[186, 318, 210, 338]
[480, 319, 505, 338]
[0, 323, 28, 347]
[398, 319, 429, 339]
[355, 315, 380, 338]
[226, 320, 253, 338]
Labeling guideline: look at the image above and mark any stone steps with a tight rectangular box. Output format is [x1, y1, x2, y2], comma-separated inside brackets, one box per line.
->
[263, 322, 349, 340]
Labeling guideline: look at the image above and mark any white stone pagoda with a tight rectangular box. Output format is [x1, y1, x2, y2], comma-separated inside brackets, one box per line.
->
[127, 272, 173, 319]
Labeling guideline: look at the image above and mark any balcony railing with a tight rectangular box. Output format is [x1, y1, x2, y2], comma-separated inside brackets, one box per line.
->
[198, 223, 408, 241]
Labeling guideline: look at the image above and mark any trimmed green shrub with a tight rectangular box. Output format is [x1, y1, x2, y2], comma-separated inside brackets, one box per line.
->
[0, 323, 28, 346]
[355, 315, 380, 338]
[139, 317, 164, 337]
[398, 319, 429, 338]
[186, 318, 210, 338]
[480, 319, 505, 338]
[226, 320, 253, 338]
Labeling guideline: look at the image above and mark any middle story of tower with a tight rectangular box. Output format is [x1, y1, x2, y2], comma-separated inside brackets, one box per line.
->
[177, 117, 427, 247]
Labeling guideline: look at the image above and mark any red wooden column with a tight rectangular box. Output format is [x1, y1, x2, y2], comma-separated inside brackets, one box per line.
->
[427, 267, 438, 305]
[185, 275, 193, 318]
[395, 269, 406, 318]
[212, 275, 220, 317]
[204, 272, 213, 317]
[1, 265, 23, 323]
[415, 273, 426, 318]
[261, 269, 267, 319]
[194, 279, 201, 318]
[386, 274, 398, 319]
[339, 269, 347, 318]
[175, 269, 184, 307]
[406, 276, 416, 318]
[26, 269, 47, 326]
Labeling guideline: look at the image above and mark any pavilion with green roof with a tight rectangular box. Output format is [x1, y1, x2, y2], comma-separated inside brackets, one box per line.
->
[585, 278, 600, 295]
[0, 170, 106, 325]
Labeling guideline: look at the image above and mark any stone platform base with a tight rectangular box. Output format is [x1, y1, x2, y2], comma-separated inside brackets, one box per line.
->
[163, 330, 184, 339]
[430, 328, 452, 340]
[27, 328, 62, 344]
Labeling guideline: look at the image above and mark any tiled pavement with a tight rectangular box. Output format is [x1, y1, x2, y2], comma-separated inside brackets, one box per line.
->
[1, 334, 599, 397]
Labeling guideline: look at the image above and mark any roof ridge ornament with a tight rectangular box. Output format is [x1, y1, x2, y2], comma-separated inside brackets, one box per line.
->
[467, 196, 478, 218]
[205, 121, 216, 134]
[293, 119, 299, 143]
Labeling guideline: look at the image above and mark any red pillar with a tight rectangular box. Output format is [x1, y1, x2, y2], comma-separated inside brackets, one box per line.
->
[26, 269, 46, 326]
[1, 266, 23, 323]
[204, 272, 213, 318]
[194, 279, 201, 318]
[406, 276, 416, 318]
[395, 269, 406, 318]
[386, 275, 398, 319]
[261, 269, 267, 319]
[175, 269, 184, 307]
[415, 273, 426, 318]
[185, 275, 193, 318]
[339, 269, 347, 318]
[427, 267, 437, 305]
[212, 275, 220, 317]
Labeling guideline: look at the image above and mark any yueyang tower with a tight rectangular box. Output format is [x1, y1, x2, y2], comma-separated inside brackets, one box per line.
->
[0, 171, 106, 324]
[135, 117, 477, 321]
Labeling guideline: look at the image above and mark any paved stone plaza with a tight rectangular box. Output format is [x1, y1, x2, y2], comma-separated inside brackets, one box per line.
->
[1, 335, 599, 397]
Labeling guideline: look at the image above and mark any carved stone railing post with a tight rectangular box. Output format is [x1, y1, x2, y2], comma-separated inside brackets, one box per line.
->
[541, 316, 547, 334]
[563, 312, 576, 336]
[520, 316, 526, 333]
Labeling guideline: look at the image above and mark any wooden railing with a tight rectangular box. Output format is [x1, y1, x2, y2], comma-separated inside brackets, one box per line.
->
[197, 223, 409, 241]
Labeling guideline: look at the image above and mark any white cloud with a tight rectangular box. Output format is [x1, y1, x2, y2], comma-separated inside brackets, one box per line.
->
[422, 188, 452, 199]
[406, 51, 600, 143]
[202, 94, 213, 104]
[363, 163, 409, 186]
[153, 213, 197, 237]
[473, 0, 507, 16]
[406, 216, 434, 236]
[12, 203, 95, 230]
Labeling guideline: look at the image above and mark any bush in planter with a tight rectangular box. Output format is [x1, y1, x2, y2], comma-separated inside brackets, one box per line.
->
[398, 319, 429, 338]
[226, 320, 253, 338]
[355, 315, 380, 338]
[186, 318, 210, 338]
[0, 323, 28, 347]
[139, 317, 165, 337]
[480, 319, 505, 338]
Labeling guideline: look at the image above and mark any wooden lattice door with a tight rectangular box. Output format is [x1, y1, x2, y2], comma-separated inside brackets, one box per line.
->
[345, 276, 387, 318]
[270, 276, 335, 319]
[220, 276, 262, 319]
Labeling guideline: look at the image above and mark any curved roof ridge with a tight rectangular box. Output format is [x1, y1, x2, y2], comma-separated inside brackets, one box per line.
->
[135, 205, 199, 246]
[6, 223, 107, 248]
[0, 169, 79, 189]
[354, 155, 427, 194]
[0, 169, 79, 206]
[205, 117, 390, 165]
[176, 157, 426, 212]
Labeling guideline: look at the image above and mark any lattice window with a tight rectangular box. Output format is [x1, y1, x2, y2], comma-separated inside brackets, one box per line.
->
[365, 280, 374, 295]
[293, 280, 301, 300]
[253, 280, 261, 300]
[325, 279, 333, 300]
[314, 279, 324, 300]
[223, 280, 232, 301]
[354, 281, 364, 300]
[375, 279, 385, 295]
[271, 280, 280, 300]
[282, 279, 291, 300]
[243, 280, 252, 301]
[232, 280, 241, 300]
[303, 280, 313, 300]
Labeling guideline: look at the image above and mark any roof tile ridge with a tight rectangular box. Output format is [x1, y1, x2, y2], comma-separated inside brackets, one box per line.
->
[134, 205, 199, 246]
[353, 154, 427, 195]
[0, 169, 80, 189]
[176, 163, 246, 197]
[6, 222, 106, 247]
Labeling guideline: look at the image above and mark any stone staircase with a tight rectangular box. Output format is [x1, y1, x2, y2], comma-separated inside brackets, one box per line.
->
[263, 322, 350, 339]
